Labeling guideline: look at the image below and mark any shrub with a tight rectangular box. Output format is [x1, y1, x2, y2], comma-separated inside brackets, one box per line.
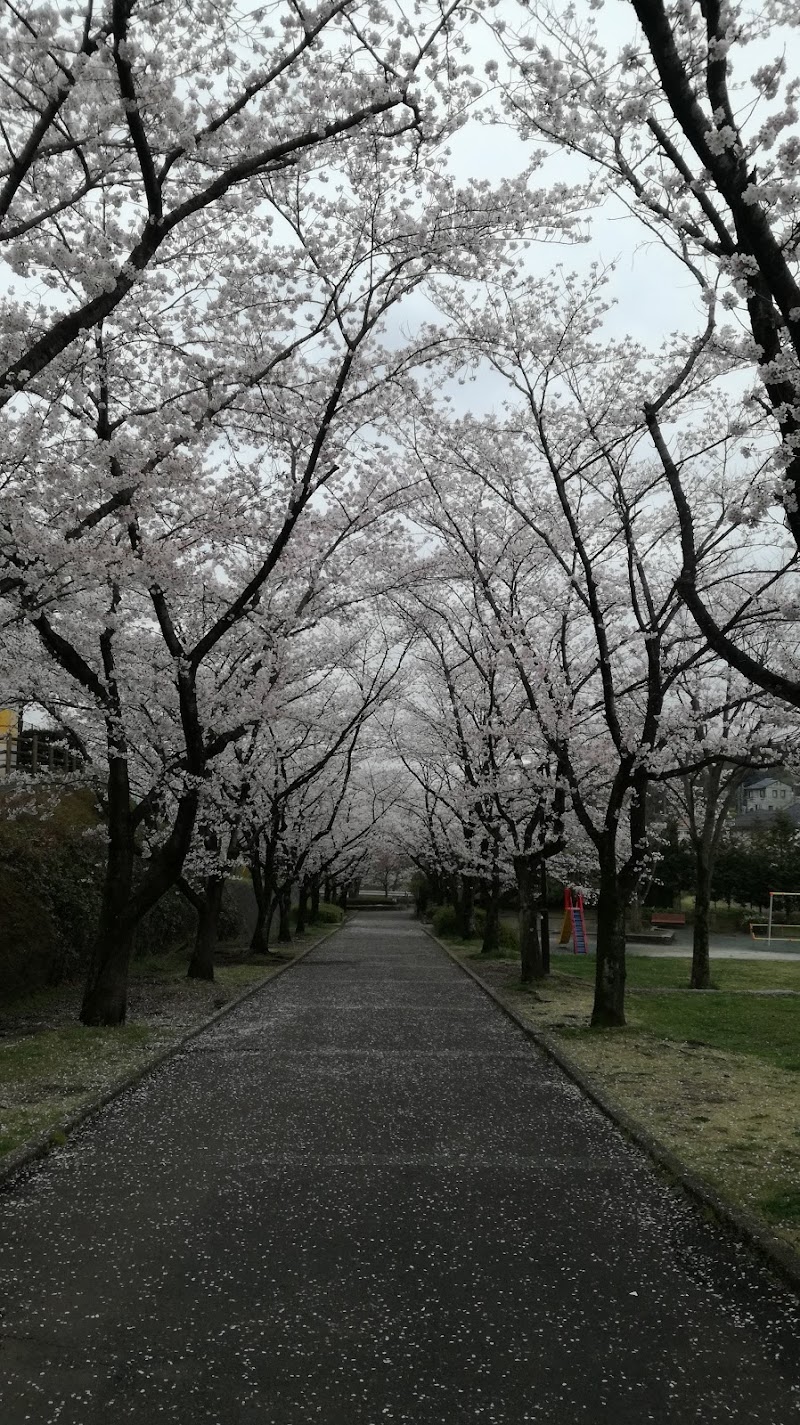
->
[497, 919, 519, 951]
[0, 789, 106, 994]
[132, 887, 196, 961]
[430, 903, 520, 949]
[312, 901, 344, 924]
[219, 883, 246, 941]
[431, 904, 459, 937]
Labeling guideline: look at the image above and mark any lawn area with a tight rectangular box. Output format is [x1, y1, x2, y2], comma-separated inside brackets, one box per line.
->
[451, 942, 800, 1257]
[551, 952, 800, 992]
[620, 992, 800, 1072]
[0, 1023, 162, 1158]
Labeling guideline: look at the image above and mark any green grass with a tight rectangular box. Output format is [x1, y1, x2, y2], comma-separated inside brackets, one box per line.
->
[630, 994, 800, 1071]
[129, 951, 191, 980]
[557, 992, 800, 1072]
[0, 1023, 155, 1086]
[760, 1188, 800, 1224]
[552, 953, 800, 992]
[0, 982, 73, 1017]
[0, 1023, 161, 1158]
[215, 962, 284, 989]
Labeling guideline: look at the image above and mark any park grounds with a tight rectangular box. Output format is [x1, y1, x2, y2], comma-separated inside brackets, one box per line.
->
[3, 901, 800, 1268]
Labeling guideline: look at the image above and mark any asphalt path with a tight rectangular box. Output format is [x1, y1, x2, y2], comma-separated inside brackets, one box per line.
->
[2, 911, 800, 1424]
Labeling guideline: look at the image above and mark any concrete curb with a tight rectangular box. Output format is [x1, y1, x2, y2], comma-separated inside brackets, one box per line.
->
[0, 920, 345, 1192]
[423, 925, 800, 1299]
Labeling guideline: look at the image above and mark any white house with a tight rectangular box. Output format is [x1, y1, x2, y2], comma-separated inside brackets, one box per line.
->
[740, 776, 796, 814]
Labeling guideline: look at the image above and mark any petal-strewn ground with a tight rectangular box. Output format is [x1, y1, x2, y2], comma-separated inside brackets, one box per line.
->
[1, 910, 799, 1423]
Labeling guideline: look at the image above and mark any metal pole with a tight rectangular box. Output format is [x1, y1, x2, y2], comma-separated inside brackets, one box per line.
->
[767, 892, 774, 947]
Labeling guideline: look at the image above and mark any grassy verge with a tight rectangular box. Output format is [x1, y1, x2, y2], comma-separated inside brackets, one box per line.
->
[449, 943, 800, 1255]
[552, 951, 800, 993]
[0, 930, 332, 1164]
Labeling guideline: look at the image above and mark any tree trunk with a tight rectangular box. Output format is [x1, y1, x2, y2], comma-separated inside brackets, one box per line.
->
[250, 840, 279, 954]
[324, 876, 334, 904]
[592, 850, 627, 1027]
[250, 899, 268, 952]
[691, 848, 712, 990]
[515, 856, 545, 982]
[310, 875, 321, 922]
[540, 860, 550, 976]
[455, 875, 475, 939]
[249, 849, 266, 951]
[415, 879, 429, 919]
[254, 897, 277, 954]
[295, 878, 309, 936]
[81, 757, 136, 1026]
[481, 879, 501, 955]
[276, 884, 293, 943]
[188, 875, 224, 981]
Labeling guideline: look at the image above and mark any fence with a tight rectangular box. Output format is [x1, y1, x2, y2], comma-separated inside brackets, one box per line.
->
[1, 732, 83, 778]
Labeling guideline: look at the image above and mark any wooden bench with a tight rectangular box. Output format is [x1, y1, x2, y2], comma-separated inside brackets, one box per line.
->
[650, 912, 686, 928]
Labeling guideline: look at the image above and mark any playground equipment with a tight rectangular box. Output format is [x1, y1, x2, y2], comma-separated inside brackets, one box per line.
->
[559, 888, 589, 955]
[750, 891, 800, 945]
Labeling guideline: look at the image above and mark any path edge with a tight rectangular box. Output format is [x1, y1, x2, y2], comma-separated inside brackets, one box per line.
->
[423, 924, 800, 1298]
[0, 921, 345, 1191]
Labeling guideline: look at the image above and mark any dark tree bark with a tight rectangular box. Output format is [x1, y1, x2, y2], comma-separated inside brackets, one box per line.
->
[455, 875, 475, 939]
[187, 874, 224, 981]
[481, 877, 501, 955]
[515, 855, 545, 983]
[295, 878, 310, 936]
[592, 846, 627, 1027]
[310, 875, 321, 922]
[81, 753, 199, 1025]
[276, 884, 293, 943]
[540, 861, 551, 975]
[249, 834, 280, 954]
[249, 852, 268, 952]
[691, 845, 712, 990]
[80, 761, 136, 1025]
[414, 883, 429, 918]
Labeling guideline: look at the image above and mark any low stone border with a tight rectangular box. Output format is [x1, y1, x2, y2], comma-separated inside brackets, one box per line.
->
[424, 925, 800, 1298]
[0, 921, 345, 1191]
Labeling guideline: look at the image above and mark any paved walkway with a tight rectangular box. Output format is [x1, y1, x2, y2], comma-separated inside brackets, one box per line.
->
[554, 929, 800, 959]
[2, 912, 800, 1423]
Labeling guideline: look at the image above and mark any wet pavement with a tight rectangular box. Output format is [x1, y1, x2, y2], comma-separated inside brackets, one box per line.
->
[1, 910, 799, 1423]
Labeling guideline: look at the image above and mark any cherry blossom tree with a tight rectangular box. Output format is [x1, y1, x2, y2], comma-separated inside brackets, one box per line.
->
[0, 0, 485, 403]
[404, 270, 749, 1023]
[1, 57, 569, 1024]
[393, 580, 570, 976]
[238, 625, 408, 954]
[651, 668, 796, 986]
[498, 0, 800, 704]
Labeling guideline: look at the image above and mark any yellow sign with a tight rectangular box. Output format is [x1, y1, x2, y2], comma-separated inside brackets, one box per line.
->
[0, 708, 18, 736]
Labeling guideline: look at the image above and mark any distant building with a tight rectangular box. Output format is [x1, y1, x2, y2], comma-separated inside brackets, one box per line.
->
[731, 773, 800, 830]
[740, 776, 796, 815]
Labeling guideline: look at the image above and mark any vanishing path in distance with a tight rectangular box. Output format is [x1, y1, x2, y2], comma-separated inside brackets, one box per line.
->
[1, 911, 799, 1423]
